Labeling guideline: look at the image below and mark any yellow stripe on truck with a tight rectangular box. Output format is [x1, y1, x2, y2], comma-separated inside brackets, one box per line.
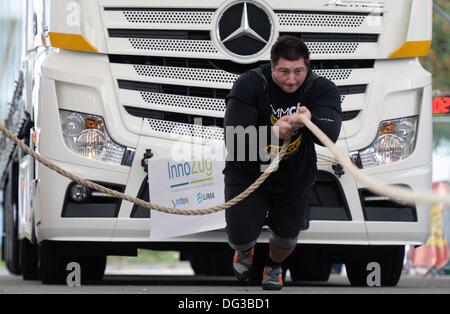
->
[389, 41, 432, 58]
[49, 32, 97, 52]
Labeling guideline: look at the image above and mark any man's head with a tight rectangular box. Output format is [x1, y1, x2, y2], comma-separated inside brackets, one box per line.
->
[270, 35, 310, 94]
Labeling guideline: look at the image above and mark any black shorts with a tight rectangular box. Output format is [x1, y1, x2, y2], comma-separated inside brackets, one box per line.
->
[225, 180, 315, 248]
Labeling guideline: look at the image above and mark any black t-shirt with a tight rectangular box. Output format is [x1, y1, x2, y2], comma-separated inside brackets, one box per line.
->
[223, 63, 342, 186]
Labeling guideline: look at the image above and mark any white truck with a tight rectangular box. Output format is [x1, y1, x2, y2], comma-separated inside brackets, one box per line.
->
[1, 0, 433, 286]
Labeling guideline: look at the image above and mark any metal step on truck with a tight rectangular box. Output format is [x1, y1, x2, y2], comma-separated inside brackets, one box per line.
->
[1, 0, 432, 286]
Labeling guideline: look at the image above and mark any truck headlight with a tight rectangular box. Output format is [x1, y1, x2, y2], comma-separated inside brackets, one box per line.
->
[75, 129, 107, 160]
[60, 110, 126, 165]
[350, 116, 418, 169]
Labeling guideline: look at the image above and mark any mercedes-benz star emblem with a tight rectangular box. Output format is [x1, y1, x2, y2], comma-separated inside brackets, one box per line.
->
[217, 1, 273, 59]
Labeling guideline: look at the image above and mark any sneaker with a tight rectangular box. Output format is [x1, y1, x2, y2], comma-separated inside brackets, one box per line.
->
[262, 265, 283, 290]
[232, 248, 254, 281]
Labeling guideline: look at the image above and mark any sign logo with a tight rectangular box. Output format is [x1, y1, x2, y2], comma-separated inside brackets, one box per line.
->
[325, 0, 385, 9]
[171, 196, 189, 208]
[217, 1, 274, 60]
[196, 192, 216, 204]
[167, 159, 213, 189]
[433, 97, 450, 115]
[270, 103, 301, 119]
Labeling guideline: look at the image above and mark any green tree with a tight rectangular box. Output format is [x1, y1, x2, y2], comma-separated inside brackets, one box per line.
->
[421, 0, 450, 92]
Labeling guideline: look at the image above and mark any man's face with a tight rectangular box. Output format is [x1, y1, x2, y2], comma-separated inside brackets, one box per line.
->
[271, 58, 308, 94]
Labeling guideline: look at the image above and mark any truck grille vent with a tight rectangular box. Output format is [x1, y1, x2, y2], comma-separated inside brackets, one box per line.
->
[278, 12, 366, 28]
[118, 79, 365, 98]
[122, 10, 214, 25]
[129, 38, 219, 53]
[125, 107, 360, 128]
[109, 55, 375, 71]
[105, 8, 381, 30]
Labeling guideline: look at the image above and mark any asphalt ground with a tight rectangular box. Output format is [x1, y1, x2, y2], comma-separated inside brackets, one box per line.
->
[0, 265, 449, 295]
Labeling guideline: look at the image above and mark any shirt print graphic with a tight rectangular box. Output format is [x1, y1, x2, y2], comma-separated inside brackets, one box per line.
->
[265, 102, 303, 157]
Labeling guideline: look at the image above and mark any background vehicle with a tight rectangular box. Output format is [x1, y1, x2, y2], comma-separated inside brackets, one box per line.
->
[1, 0, 434, 286]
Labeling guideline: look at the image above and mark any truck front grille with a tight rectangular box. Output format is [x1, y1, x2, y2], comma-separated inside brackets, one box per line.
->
[103, 4, 379, 140]
[104, 7, 382, 30]
[108, 28, 378, 55]
[277, 11, 376, 28]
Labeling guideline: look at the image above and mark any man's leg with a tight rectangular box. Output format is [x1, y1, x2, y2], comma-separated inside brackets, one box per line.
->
[262, 234, 299, 290]
[225, 183, 268, 281]
[269, 237, 296, 263]
[263, 182, 315, 290]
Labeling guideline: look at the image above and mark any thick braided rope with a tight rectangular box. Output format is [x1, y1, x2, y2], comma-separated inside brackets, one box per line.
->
[1, 115, 449, 217]
[299, 116, 450, 207]
[0, 123, 289, 216]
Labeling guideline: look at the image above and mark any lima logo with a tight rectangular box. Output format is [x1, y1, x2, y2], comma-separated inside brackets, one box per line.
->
[197, 192, 216, 204]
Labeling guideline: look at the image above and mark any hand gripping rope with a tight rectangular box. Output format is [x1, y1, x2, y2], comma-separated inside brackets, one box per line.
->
[0, 115, 449, 217]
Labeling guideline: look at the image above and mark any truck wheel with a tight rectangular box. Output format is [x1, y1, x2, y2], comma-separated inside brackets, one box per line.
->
[38, 241, 107, 284]
[188, 248, 234, 276]
[58, 255, 106, 283]
[345, 246, 405, 287]
[80, 256, 107, 282]
[287, 246, 332, 282]
[38, 241, 60, 284]
[188, 249, 244, 277]
[3, 163, 22, 275]
[209, 251, 234, 276]
[189, 253, 213, 275]
[21, 239, 38, 280]
[4, 205, 21, 275]
[289, 261, 332, 282]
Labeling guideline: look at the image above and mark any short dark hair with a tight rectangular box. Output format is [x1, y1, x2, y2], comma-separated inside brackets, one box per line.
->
[270, 35, 310, 68]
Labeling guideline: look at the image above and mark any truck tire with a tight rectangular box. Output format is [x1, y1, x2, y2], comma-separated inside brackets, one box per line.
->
[38, 241, 107, 284]
[345, 246, 405, 287]
[38, 241, 60, 284]
[81, 256, 107, 282]
[59, 255, 107, 283]
[21, 239, 38, 280]
[289, 260, 332, 282]
[3, 162, 22, 276]
[189, 249, 234, 276]
[209, 250, 234, 276]
[189, 253, 213, 275]
[287, 245, 332, 282]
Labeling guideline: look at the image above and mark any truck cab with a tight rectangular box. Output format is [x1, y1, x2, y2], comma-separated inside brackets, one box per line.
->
[1, 0, 432, 286]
